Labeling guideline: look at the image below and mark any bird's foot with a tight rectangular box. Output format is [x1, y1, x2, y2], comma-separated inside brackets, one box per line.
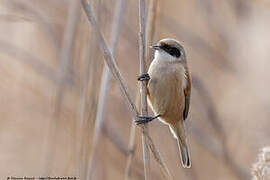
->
[135, 114, 160, 125]
[137, 73, 150, 82]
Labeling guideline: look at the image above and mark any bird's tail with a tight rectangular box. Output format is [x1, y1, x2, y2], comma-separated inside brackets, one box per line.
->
[169, 121, 191, 168]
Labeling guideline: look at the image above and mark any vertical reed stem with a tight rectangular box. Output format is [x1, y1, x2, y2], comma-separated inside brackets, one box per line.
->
[138, 0, 151, 179]
[86, 0, 126, 179]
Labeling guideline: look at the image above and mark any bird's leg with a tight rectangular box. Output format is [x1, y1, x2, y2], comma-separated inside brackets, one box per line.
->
[137, 73, 150, 82]
[135, 114, 160, 125]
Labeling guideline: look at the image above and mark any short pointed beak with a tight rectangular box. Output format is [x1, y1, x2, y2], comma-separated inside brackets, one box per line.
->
[150, 45, 161, 50]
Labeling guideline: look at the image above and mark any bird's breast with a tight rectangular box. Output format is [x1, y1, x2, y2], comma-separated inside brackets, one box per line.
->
[147, 60, 186, 123]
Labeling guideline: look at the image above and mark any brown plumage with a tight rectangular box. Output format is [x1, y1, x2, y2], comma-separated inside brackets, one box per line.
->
[147, 38, 191, 168]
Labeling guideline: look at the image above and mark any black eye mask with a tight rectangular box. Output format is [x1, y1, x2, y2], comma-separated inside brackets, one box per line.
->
[161, 44, 181, 58]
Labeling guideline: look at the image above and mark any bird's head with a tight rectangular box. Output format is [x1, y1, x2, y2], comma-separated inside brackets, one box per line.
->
[151, 38, 186, 62]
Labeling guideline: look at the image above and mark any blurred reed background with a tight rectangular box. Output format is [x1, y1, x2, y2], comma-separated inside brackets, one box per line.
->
[0, 0, 270, 179]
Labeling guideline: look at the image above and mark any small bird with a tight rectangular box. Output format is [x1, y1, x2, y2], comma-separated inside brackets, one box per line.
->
[137, 38, 191, 168]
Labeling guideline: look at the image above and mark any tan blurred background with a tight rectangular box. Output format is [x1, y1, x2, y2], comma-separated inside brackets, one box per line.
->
[0, 0, 270, 179]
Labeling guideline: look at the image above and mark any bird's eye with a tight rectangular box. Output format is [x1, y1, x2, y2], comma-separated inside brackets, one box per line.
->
[169, 47, 181, 58]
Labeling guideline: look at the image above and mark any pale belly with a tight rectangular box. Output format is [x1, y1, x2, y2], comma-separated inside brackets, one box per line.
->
[147, 64, 185, 124]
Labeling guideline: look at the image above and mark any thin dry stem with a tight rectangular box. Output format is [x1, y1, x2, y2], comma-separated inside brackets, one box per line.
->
[138, 0, 151, 179]
[124, 91, 140, 180]
[145, 0, 158, 66]
[76, 17, 99, 178]
[81, 1, 171, 179]
[77, 2, 105, 177]
[125, 1, 159, 178]
[54, 0, 80, 112]
[86, 0, 126, 178]
[144, 132, 173, 180]
[81, 0, 139, 118]
[124, 122, 137, 179]
[103, 120, 164, 180]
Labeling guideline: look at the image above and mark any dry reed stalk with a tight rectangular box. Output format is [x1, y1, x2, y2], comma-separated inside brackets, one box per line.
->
[252, 146, 270, 180]
[41, 0, 80, 175]
[103, 121, 162, 180]
[125, 1, 158, 179]
[77, 2, 105, 177]
[144, 132, 173, 180]
[81, 0, 139, 117]
[104, 120, 166, 180]
[54, 1, 80, 112]
[145, 0, 158, 66]
[81, 1, 172, 179]
[124, 91, 140, 180]
[124, 123, 137, 179]
[138, 0, 151, 179]
[103, 119, 133, 156]
[80, 37, 101, 179]
[75, 18, 98, 179]
[86, 0, 126, 178]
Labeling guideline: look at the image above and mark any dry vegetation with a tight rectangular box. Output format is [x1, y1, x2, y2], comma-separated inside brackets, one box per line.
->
[252, 147, 270, 180]
[0, 0, 270, 179]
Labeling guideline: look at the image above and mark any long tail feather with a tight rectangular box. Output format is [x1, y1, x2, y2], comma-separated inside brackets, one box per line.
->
[177, 138, 191, 168]
[169, 121, 191, 168]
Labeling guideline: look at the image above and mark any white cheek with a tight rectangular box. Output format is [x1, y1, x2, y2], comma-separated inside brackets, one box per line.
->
[154, 50, 177, 62]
